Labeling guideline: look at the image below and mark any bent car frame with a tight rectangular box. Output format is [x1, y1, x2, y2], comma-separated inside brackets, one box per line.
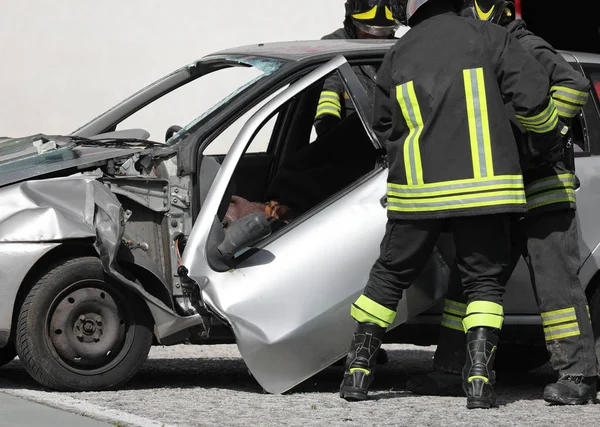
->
[1, 40, 600, 393]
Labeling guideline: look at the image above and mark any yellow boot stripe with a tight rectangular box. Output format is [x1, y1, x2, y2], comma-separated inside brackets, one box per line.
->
[468, 375, 489, 383]
[354, 295, 396, 325]
[466, 301, 504, 316]
[463, 313, 504, 331]
[351, 305, 390, 329]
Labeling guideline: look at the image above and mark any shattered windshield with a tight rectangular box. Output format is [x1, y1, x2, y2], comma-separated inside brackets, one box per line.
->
[162, 55, 287, 146]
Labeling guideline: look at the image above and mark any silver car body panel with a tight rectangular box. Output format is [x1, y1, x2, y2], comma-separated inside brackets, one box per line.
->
[0, 173, 203, 343]
[183, 56, 448, 393]
[0, 242, 60, 345]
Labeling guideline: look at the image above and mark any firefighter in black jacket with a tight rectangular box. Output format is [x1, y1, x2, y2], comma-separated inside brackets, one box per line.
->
[406, 0, 598, 405]
[314, 0, 401, 137]
[339, 0, 564, 409]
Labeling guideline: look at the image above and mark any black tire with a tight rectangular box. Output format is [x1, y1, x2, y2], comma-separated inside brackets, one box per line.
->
[15, 256, 154, 391]
[0, 342, 17, 367]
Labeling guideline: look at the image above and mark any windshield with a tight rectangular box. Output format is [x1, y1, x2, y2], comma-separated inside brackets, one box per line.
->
[166, 55, 286, 146]
[94, 54, 287, 147]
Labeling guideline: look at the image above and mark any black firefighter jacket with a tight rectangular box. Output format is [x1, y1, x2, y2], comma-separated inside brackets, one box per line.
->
[374, 13, 562, 220]
[314, 28, 382, 136]
[507, 19, 590, 214]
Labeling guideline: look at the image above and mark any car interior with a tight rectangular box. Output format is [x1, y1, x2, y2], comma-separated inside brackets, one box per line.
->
[205, 69, 382, 213]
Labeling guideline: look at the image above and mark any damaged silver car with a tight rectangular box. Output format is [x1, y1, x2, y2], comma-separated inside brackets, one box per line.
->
[2, 41, 600, 393]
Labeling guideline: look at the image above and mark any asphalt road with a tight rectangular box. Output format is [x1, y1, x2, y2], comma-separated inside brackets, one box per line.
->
[0, 344, 597, 427]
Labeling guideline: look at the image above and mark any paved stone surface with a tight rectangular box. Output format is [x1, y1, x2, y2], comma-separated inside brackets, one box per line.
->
[1, 344, 598, 427]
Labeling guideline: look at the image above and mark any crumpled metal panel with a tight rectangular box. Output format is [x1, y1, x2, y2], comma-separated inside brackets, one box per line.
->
[0, 172, 109, 242]
[0, 174, 202, 340]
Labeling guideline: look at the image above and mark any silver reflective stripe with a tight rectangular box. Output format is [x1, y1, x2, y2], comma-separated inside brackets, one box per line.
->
[554, 100, 581, 118]
[441, 314, 464, 332]
[467, 68, 488, 178]
[544, 324, 580, 341]
[525, 174, 575, 195]
[541, 308, 577, 326]
[401, 83, 420, 186]
[388, 193, 526, 209]
[388, 177, 524, 197]
[444, 299, 467, 316]
[527, 190, 576, 210]
[525, 111, 559, 134]
[552, 86, 589, 105]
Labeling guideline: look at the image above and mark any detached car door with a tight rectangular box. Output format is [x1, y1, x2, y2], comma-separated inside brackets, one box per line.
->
[182, 56, 449, 394]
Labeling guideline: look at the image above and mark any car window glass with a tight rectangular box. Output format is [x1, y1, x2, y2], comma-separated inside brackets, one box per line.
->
[202, 85, 289, 156]
[116, 67, 264, 143]
[210, 70, 383, 257]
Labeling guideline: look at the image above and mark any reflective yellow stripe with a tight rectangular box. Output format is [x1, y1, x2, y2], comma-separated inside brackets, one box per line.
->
[468, 375, 489, 383]
[541, 307, 577, 326]
[397, 81, 424, 186]
[351, 305, 389, 328]
[522, 110, 559, 134]
[441, 313, 465, 332]
[444, 299, 467, 317]
[551, 85, 589, 106]
[516, 99, 556, 125]
[525, 174, 576, 196]
[388, 195, 526, 212]
[464, 68, 494, 178]
[319, 91, 341, 105]
[385, 6, 394, 20]
[467, 301, 503, 316]
[353, 295, 396, 326]
[388, 175, 524, 198]
[463, 313, 504, 331]
[527, 189, 576, 211]
[544, 321, 580, 341]
[352, 6, 377, 20]
[315, 105, 342, 119]
[463, 301, 504, 331]
[350, 368, 371, 375]
[319, 97, 341, 109]
[587, 305, 591, 318]
[554, 99, 582, 119]
[388, 190, 524, 206]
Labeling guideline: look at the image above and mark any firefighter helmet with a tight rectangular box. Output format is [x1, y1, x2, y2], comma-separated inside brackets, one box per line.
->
[461, 0, 516, 26]
[345, 0, 401, 37]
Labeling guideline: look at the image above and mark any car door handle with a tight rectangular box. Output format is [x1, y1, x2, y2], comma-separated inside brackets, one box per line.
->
[380, 195, 388, 208]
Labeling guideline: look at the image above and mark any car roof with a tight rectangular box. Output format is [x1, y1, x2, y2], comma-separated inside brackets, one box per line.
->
[566, 51, 600, 65]
[205, 39, 398, 62]
[208, 40, 600, 65]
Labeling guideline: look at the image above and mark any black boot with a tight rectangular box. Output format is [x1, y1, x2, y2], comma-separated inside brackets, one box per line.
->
[463, 327, 499, 409]
[340, 322, 386, 401]
[543, 375, 598, 405]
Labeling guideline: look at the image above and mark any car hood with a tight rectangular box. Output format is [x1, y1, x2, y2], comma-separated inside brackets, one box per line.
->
[0, 134, 143, 187]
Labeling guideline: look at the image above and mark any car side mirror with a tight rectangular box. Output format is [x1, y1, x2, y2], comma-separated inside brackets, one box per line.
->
[217, 213, 272, 258]
[165, 125, 183, 142]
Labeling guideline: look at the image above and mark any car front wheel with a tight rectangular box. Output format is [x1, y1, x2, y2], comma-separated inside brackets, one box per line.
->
[16, 256, 153, 391]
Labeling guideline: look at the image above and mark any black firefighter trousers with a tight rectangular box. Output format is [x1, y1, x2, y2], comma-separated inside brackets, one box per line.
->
[357, 214, 512, 326]
[434, 209, 597, 378]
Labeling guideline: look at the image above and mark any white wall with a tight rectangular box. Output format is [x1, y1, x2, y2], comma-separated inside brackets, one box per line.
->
[0, 0, 347, 137]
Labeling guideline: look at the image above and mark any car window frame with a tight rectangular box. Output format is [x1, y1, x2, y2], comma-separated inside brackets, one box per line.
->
[181, 55, 383, 276]
[578, 62, 600, 156]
